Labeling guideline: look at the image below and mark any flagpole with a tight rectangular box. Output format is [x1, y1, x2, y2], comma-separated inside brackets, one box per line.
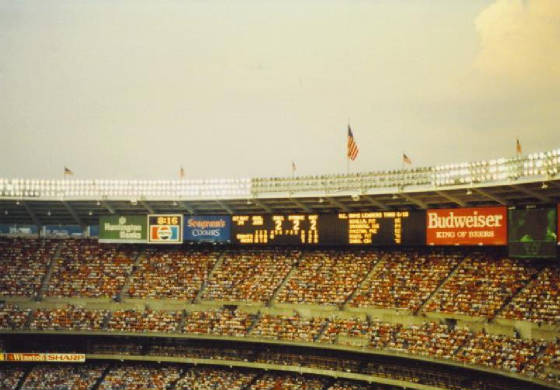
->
[347, 118, 350, 175]
[401, 153, 404, 194]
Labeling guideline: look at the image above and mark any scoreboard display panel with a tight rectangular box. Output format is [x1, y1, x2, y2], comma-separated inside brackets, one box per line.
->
[147, 214, 183, 244]
[509, 208, 557, 258]
[231, 211, 425, 246]
[232, 214, 319, 245]
[320, 211, 426, 245]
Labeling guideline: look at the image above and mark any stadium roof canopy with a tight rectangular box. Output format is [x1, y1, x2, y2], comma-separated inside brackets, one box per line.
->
[1, 149, 559, 226]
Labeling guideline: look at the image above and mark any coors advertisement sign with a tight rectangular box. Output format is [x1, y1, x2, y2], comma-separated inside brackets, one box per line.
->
[184, 215, 231, 243]
[426, 207, 507, 246]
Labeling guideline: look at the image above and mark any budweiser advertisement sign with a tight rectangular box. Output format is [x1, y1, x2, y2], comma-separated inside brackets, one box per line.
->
[426, 207, 507, 245]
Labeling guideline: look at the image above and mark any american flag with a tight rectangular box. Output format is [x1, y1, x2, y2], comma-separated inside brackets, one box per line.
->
[402, 153, 412, 165]
[516, 139, 522, 155]
[347, 125, 359, 161]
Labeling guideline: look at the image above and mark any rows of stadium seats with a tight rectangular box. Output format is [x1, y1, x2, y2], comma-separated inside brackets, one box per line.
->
[21, 363, 106, 390]
[183, 307, 254, 337]
[2, 239, 559, 324]
[0, 238, 57, 296]
[322, 318, 471, 360]
[2, 302, 559, 384]
[2, 358, 552, 390]
[47, 240, 138, 299]
[0, 366, 25, 389]
[350, 252, 461, 311]
[424, 256, 538, 317]
[2, 238, 560, 386]
[201, 249, 299, 303]
[6, 362, 402, 390]
[275, 250, 379, 305]
[501, 266, 560, 323]
[128, 247, 218, 300]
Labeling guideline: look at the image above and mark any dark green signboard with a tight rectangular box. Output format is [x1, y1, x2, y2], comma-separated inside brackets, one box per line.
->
[99, 215, 147, 243]
[509, 208, 557, 258]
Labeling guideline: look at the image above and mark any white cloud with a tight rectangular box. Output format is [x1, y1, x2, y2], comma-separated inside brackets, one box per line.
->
[474, 0, 560, 89]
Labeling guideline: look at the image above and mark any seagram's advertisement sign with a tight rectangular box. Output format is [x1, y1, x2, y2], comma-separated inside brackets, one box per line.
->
[184, 215, 231, 242]
[426, 207, 507, 245]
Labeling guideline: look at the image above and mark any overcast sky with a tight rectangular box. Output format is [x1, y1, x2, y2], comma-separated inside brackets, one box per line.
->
[1, 0, 559, 180]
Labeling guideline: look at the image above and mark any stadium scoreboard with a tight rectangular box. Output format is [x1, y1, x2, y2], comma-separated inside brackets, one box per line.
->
[232, 214, 319, 245]
[320, 211, 426, 245]
[336, 211, 412, 244]
[231, 211, 425, 246]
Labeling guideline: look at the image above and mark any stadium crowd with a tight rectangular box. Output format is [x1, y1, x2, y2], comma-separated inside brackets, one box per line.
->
[46, 240, 137, 298]
[99, 363, 181, 390]
[30, 305, 107, 331]
[0, 303, 30, 329]
[456, 331, 548, 376]
[3, 305, 560, 384]
[276, 250, 379, 305]
[423, 256, 539, 317]
[0, 366, 25, 390]
[251, 313, 326, 342]
[92, 342, 143, 355]
[128, 248, 217, 300]
[107, 309, 181, 333]
[0, 238, 57, 296]
[4, 240, 560, 324]
[500, 266, 560, 324]
[0, 360, 534, 390]
[176, 367, 255, 390]
[202, 249, 299, 303]
[349, 252, 461, 312]
[4, 239, 560, 386]
[250, 373, 327, 390]
[183, 307, 255, 337]
[21, 364, 107, 390]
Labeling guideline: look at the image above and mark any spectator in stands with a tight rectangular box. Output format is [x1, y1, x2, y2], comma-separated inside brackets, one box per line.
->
[424, 256, 538, 317]
[276, 250, 378, 306]
[0, 238, 57, 297]
[46, 239, 136, 299]
[350, 252, 460, 312]
[128, 248, 217, 300]
[500, 266, 560, 324]
[21, 364, 106, 390]
[202, 249, 299, 303]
